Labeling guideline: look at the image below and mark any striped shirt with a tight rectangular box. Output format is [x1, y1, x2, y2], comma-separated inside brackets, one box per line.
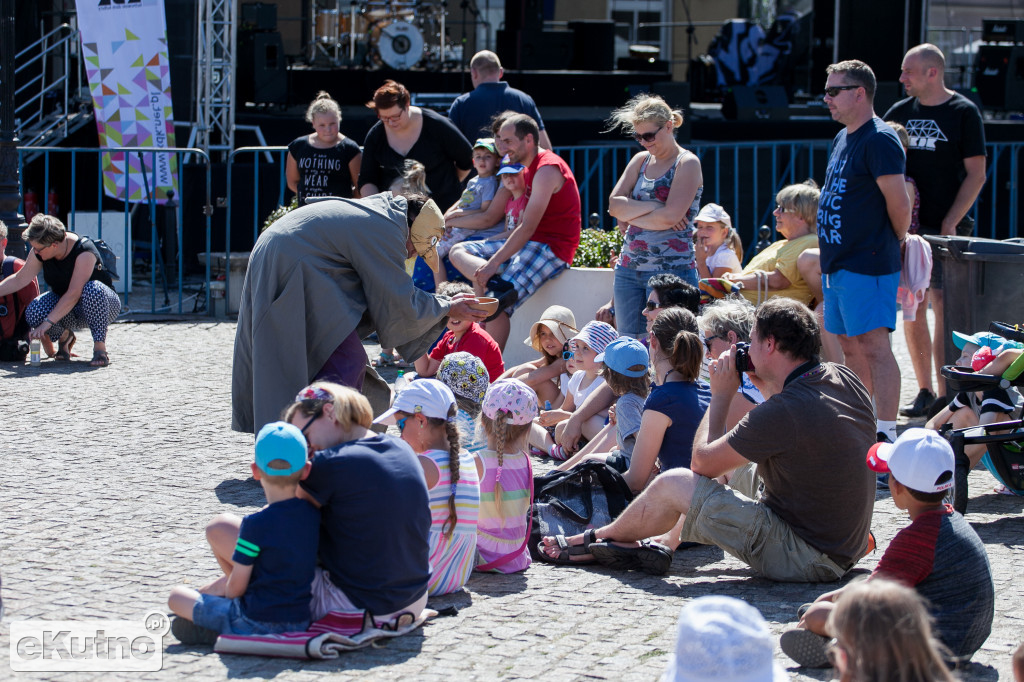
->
[423, 448, 480, 595]
[475, 449, 532, 573]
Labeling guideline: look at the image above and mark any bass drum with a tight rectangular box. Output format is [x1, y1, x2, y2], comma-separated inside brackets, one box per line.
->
[371, 19, 424, 70]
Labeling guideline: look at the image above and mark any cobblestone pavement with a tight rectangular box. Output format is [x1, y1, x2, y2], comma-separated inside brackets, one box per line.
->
[1, 314, 1021, 681]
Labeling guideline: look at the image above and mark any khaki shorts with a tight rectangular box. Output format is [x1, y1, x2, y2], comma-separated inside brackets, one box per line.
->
[680, 473, 849, 583]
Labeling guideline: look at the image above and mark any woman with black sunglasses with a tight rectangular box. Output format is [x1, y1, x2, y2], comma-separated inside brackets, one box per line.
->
[603, 94, 704, 340]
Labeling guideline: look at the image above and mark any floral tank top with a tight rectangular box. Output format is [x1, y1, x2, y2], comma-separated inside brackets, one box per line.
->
[618, 151, 703, 272]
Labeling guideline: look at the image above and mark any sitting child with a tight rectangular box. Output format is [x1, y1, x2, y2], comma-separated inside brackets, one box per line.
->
[497, 160, 529, 235]
[530, 320, 618, 460]
[499, 304, 577, 407]
[374, 379, 481, 596]
[693, 203, 742, 279]
[437, 351, 490, 453]
[168, 422, 319, 644]
[414, 280, 505, 381]
[781, 428, 994, 667]
[475, 378, 539, 573]
[556, 336, 650, 474]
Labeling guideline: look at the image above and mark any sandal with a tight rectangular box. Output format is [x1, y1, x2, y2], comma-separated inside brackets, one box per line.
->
[589, 538, 673, 575]
[371, 351, 396, 368]
[55, 330, 76, 361]
[89, 350, 110, 367]
[537, 529, 599, 566]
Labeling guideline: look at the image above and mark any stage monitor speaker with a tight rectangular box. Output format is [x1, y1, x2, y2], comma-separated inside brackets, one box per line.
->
[722, 85, 789, 121]
[567, 20, 616, 72]
[241, 2, 277, 31]
[983, 18, 1024, 44]
[238, 32, 287, 105]
[496, 29, 573, 71]
[166, 0, 197, 124]
[504, 0, 544, 33]
[975, 45, 1024, 110]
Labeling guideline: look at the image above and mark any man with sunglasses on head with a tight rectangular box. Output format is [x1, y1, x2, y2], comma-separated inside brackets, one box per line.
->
[818, 59, 911, 446]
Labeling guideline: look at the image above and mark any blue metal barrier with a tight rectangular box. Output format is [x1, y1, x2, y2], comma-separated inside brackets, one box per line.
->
[16, 146, 213, 315]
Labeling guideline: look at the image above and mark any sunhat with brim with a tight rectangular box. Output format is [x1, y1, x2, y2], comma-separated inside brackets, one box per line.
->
[410, 198, 445, 273]
[570, 320, 619, 356]
[694, 203, 732, 230]
[255, 422, 309, 477]
[374, 378, 456, 425]
[482, 378, 539, 425]
[524, 305, 578, 352]
[951, 330, 1021, 352]
[866, 427, 955, 494]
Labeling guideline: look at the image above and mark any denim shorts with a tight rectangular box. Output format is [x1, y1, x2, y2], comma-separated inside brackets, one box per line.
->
[613, 265, 699, 338]
[821, 269, 899, 337]
[191, 593, 309, 636]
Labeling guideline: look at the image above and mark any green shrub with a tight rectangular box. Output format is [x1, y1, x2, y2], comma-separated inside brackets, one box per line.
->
[572, 227, 623, 268]
[262, 196, 299, 234]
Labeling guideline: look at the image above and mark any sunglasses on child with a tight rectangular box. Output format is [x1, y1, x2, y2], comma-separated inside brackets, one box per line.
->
[562, 341, 573, 360]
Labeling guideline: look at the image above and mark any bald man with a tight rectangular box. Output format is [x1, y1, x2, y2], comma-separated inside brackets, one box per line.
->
[885, 44, 987, 417]
[448, 50, 552, 149]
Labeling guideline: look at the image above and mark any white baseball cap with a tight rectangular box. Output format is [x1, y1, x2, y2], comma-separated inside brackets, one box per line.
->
[866, 428, 955, 493]
[374, 378, 456, 425]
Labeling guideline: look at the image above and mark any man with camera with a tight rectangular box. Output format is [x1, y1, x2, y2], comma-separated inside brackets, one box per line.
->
[540, 298, 877, 581]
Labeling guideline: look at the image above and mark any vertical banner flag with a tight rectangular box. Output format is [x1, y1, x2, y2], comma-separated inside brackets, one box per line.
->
[76, 0, 179, 204]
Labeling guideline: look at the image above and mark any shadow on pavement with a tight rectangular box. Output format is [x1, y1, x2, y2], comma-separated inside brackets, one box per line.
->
[968, 514, 1024, 547]
[1, 360, 101, 377]
[467, 571, 528, 597]
[214, 477, 265, 507]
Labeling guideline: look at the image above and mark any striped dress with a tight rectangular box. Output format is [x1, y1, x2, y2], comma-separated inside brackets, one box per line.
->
[475, 449, 532, 573]
[423, 448, 480, 595]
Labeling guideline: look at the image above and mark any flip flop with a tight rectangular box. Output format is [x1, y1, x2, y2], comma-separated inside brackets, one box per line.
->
[589, 539, 673, 575]
[537, 529, 598, 566]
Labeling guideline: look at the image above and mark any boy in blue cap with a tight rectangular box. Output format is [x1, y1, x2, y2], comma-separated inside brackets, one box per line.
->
[168, 422, 320, 644]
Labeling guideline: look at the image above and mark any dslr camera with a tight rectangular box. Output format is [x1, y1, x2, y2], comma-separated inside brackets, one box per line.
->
[734, 342, 754, 374]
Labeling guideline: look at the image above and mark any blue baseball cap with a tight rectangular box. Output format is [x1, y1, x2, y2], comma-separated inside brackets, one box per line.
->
[497, 162, 526, 175]
[596, 337, 650, 377]
[255, 422, 309, 476]
[951, 330, 1022, 352]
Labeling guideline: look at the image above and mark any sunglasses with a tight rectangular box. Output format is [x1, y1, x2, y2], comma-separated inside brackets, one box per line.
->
[632, 125, 664, 144]
[644, 299, 661, 311]
[561, 341, 573, 361]
[396, 416, 409, 432]
[775, 205, 794, 213]
[301, 411, 321, 435]
[703, 334, 721, 352]
[824, 85, 859, 97]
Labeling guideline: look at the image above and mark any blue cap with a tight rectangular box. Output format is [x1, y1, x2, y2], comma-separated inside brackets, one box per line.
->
[595, 337, 650, 377]
[497, 162, 526, 175]
[951, 330, 1022, 352]
[255, 422, 309, 476]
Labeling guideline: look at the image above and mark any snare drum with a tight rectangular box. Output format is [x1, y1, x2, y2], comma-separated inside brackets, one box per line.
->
[371, 19, 424, 69]
[316, 9, 339, 44]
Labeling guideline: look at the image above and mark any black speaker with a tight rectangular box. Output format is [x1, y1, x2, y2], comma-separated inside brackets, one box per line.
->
[238, 32, 287, 105]
[504, 0, 544, 33]
[166, 0, 197, 123]
[241, 2, 277, 31]
[983, 18, 1024, 44]
[617, 56, 670, 72]
[722, 85, 789, 121]
[496, 29, 573, 70]
[567, 20, 616, 72]
[874, 81, 902, 117]
[975, 45, 1024, 110]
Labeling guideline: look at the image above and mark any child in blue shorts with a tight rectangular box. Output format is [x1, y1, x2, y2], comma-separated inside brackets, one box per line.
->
[168, 422, 320, 644]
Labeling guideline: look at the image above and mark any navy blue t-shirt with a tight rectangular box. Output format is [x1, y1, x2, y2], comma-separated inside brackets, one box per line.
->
[447, 81, 546, 143]
[817, 117, 906, 276]
[299, 434, 431, 615]
[645, 380, 711, 471]
[232, 497, 320, 624]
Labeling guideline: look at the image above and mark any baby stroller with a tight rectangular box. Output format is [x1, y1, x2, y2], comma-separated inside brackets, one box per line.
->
[940, 321, 1024, 514]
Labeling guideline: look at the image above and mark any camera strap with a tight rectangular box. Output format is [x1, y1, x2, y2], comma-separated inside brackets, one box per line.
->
[783, 359, 823, 388]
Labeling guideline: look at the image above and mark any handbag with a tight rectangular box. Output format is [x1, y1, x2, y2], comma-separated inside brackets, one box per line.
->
[528, 460, 634, 560]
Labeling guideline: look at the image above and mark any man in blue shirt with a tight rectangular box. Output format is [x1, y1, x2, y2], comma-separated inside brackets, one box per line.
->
[448, 51, 552, 149]
[818, 59, 911, 444]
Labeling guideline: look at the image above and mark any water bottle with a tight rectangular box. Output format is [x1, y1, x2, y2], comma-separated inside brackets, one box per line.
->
[29, 339, 41, 366]
[394, 370, 409, 393]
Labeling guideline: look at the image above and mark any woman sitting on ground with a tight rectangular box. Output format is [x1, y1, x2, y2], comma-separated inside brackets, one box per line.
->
[0, 214, 121, 367]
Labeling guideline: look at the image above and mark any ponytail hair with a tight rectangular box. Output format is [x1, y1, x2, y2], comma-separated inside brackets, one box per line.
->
[651, 307, 702, 380]
[435, 405, 461, 540]
[726, 227, 744, 264]
[480, 412, 531, 511]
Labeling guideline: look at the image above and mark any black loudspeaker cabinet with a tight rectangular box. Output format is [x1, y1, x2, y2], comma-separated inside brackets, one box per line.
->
[982, 18, 1024, 44]
[504, 0, 544, 33]
[617, 56, 670, 72]
[567, 20, 616, 72]
[241, 2, 277, 31]
[237, 32, 287, 105]
[496, 29, 573, 71]
[721, 85, 789, 121]
[976, 45, 1024, 110]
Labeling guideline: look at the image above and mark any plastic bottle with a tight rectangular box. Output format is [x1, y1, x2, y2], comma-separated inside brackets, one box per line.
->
[395, 369, 409, 393]
[29, 339, 41, 366]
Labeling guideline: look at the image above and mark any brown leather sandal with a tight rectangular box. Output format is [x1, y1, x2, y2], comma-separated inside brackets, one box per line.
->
[89, 350, 110, 367]
[55, 330, 76, 361]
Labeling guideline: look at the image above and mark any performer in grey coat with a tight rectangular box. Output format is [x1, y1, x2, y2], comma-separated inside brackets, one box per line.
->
[232, 192, 486, 433]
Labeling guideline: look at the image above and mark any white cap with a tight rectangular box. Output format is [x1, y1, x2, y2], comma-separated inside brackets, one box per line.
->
[374, 378, 456, 425]
[865, 428, 955, 493]
[694, 203, 732, 229]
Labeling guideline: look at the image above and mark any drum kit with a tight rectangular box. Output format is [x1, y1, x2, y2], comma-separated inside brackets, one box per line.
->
[312, 1, 463, 70]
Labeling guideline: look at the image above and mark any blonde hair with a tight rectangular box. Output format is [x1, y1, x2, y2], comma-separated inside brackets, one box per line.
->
[775, 180, 820, 227]
[887, 120, 910, 150]
[605, 93, 684, 135]
[828, 579, 955, 682]
[480, 412, 531, 509]
[725, 228, 744, 263]
[282, 381, 373, 430]
[24, 214, 66, 248]
[305, 91, 341, 124]
[391, 159, 430, 197]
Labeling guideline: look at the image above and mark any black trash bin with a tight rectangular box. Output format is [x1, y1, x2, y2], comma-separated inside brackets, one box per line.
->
[925, 235, 1024, 371]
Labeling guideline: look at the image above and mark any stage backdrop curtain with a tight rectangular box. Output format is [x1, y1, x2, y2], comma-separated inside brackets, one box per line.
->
[76, 0, 179, 204]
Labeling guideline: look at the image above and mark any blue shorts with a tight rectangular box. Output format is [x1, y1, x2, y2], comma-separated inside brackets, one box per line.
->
[822, 269, 899, 337]
[457, 239, 568, 314]
[612, 265, 699, 338]
[191, 593, 309, 636]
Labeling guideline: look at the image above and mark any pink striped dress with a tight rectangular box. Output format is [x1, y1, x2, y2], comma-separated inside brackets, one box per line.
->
[423, 449, 480, 596]
[475, 449, 532, 573]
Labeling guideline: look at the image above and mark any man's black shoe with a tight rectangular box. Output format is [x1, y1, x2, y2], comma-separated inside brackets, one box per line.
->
[899, 388, 937, 418]
[486, 287, 519, 322]
[486, 277, 515, 295]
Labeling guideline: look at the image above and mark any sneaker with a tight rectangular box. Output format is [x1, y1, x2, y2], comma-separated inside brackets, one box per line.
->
[549, 444, 569, 461]
[899, 388, 937, 418]
[170, 616, 219, 645]
[780, 628, 831, 668]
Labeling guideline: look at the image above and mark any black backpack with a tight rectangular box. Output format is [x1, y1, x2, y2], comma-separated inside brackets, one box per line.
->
[528, 461, 635, 560]
[83, 237, 120, 281]
[0, 257, 29, 361]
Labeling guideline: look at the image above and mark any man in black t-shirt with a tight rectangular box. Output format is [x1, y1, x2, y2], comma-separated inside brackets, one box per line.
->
[885, 44, 987, 417]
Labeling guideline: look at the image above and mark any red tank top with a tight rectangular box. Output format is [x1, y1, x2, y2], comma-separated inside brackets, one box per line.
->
[527, 149, 581, 264]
